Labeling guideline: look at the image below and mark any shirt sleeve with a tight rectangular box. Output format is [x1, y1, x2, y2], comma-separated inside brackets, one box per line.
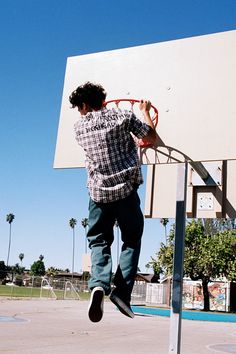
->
[129, 113, 152, 138]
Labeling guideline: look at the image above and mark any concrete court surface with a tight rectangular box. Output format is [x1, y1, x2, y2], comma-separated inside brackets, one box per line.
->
[0, 298, 236, 354]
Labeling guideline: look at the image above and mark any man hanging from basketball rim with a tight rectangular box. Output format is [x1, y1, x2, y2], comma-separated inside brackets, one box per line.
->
[69, 82, 157, 322]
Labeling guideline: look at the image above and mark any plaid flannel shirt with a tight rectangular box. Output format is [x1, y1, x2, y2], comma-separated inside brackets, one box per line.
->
[74, 107, 151, 203]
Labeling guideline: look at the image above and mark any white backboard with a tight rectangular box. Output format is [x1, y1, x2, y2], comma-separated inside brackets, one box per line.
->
[54, 29, 236, 168]
[54, 30, 236, 218]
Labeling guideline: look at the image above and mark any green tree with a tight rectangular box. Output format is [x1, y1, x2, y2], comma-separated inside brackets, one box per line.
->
[185, 220, 236, 310]
[19, 253, 24, 266]
[46, 267, 62, 277]
[82, 271, 90, 281]
[81, 218, 88, 253]
[0, 261, 7, 281]
[30, 256, 46, 276]
[6, 213, 15, 266]
[69, 218, 77, 279]
[12, 263, 24, 286]
[150, 219, 236, 311]
[12, 263, 24, 275]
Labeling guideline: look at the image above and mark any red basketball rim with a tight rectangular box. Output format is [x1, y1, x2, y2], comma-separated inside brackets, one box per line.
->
[104, 98, 158, 147]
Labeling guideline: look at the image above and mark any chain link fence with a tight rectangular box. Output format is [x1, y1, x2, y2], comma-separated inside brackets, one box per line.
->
[0, 276, 89, 299]
[131, 282, 168, 306]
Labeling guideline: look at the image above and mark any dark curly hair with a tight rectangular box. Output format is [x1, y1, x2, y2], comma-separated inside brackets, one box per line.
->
[69, 82, 107, 110]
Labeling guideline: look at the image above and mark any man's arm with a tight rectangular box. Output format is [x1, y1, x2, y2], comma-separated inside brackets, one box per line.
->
[139, 100, 158, 146]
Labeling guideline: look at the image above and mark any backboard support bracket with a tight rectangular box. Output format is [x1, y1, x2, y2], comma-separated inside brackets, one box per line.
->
[145, 159, 236, 219]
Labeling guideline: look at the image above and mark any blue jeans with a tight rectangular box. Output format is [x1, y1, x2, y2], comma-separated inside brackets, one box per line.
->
[87, 189, 144, 302]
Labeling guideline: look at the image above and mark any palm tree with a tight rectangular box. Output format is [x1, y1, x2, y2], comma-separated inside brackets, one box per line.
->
[19, 253, 24, 267]
[46, 266, 58, 277]
[145, 263, 151, 273]
[81, 218, 88, 253]
[115, 219, 120, 269]
[69, 218, 77, 280]
[39, 254, 44, 261]
[6, 213, 15, 266]
[160, 218, 169, 244]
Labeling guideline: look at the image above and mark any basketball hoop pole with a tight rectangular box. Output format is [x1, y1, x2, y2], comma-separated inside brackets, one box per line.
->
[169, 162, 188, 354]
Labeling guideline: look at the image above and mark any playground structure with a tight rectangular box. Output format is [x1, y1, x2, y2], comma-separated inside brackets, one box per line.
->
[54, 29, 236, 354]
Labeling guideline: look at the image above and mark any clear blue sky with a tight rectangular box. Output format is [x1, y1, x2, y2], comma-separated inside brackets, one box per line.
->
[0, 0, 235, 273]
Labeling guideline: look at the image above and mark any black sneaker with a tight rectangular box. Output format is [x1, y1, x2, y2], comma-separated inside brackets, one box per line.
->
[88, 287, 105, 322]
[109, 290, 134, 319]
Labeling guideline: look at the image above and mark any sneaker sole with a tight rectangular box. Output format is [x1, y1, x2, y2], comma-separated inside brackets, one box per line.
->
[110, 293, 134, 319]
[88, 288, 104, 322]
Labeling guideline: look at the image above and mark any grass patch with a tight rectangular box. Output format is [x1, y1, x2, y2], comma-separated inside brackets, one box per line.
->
[0, 285, 90, 300]
[0, 285, 41, 297]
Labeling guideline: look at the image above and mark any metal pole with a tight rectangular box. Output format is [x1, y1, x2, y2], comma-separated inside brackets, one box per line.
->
[72, 228, 75, 281]
[189, 161, 209, 181]
[169, 162, 188, 354]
